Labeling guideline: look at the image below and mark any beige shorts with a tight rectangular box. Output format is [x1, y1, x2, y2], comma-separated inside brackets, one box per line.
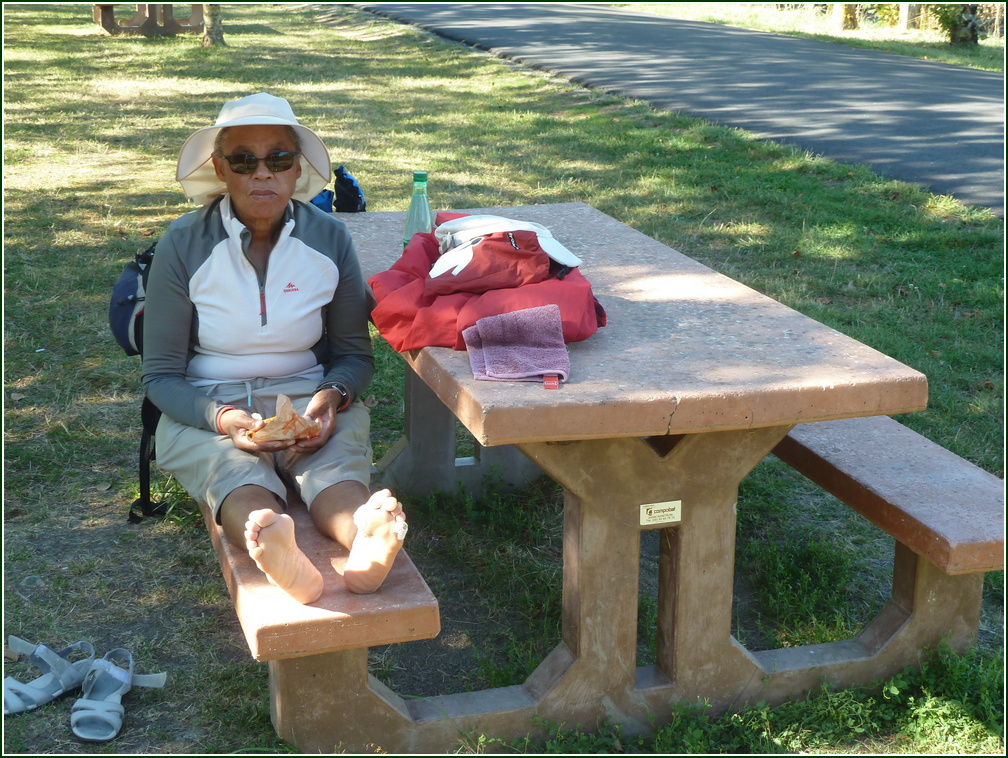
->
[153, 375, 372, 521]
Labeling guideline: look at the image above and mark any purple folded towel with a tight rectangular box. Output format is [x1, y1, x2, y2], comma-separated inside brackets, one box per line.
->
[462, 304, 570, 383]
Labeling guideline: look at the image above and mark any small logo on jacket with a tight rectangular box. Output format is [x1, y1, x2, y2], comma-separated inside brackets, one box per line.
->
[283, 282, 299, 293]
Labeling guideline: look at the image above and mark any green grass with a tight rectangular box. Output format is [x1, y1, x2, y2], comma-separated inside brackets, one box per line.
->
[494, 639, 1006, 753]
[3, 3, 1003, 754]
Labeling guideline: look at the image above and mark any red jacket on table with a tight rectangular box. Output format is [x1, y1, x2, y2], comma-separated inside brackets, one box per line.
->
[368, 219, 606, 353]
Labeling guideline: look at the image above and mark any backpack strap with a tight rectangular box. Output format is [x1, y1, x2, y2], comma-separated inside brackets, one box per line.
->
[128, 397, 167, 523]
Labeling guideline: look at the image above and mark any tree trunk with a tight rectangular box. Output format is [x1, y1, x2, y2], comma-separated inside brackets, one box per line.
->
[898, 4, 922, 30]
[832, 3, 859, 31]
[202, 4, 226, 47]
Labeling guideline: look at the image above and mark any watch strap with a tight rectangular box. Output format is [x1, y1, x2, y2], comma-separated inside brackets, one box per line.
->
[317, 381, 351, 411]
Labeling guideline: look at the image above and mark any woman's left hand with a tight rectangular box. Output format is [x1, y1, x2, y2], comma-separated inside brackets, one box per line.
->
[289, 389, 341, 453]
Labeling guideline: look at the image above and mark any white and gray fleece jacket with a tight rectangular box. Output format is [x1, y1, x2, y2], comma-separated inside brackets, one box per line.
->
[141, 195, 374, 432]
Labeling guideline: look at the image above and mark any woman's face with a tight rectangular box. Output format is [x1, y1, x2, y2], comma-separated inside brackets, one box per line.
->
[212, 124, 302, 232]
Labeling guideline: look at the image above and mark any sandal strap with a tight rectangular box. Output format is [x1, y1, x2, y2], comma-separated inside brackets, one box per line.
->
[132, 671, 167, 689]
[70, 698, 125, 741]
[46, 642, 95, 689]
[81, 658, 131, 699]
[6, 636, 38, 657]
[4, 676, 50, 710]
[71, 698, 126, 717]
[8, 638, 94, 691]
[30, 646, 66, 676]
[93, 648, 166, 689]
[82, 653, 166, 695]
[88, 658, 131, 684]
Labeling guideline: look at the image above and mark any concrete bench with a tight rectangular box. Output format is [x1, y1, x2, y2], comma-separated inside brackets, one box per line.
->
[199, 495, 440, 747]
[773, 416, 1004, 576]
[762, 415, 1004, 679]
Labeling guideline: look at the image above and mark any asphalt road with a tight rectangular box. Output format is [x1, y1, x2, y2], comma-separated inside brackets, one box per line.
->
[358, 3, 1005, 217]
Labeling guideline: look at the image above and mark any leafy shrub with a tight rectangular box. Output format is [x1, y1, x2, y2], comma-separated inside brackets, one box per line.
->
[928, 3, 987, 44]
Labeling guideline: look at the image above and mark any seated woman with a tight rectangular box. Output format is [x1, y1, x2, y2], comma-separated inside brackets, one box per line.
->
[142, 92, 405, 603]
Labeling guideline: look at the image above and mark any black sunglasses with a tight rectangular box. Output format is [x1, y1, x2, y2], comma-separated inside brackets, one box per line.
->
[222, 151, 300, 174]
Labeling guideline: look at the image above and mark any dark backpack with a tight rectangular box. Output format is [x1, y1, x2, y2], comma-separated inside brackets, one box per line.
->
[109, 240, 166, 523]
[309, 166, 367, 213]
[109, 241, 155, 356]
[333, 165, 366, 213]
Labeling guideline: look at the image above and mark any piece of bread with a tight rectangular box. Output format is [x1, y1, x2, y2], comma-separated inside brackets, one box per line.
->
[246, 394, 321, 441]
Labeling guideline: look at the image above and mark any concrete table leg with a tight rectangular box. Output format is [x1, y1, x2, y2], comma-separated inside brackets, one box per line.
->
[161, 4, 203, 34]
[518, 426, 789, 726]
[374, 365, 542, 498]
[269, 649, 412, 753]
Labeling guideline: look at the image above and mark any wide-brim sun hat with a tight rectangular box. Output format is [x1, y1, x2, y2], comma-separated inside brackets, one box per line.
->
[176, 92, 331, 206]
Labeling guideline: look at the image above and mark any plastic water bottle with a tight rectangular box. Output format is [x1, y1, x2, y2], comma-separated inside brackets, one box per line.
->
[403, 171, 432, 249]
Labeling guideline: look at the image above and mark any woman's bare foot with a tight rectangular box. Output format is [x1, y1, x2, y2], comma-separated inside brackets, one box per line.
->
[245, 509, 324, 604]
[343, 489, 407, 594]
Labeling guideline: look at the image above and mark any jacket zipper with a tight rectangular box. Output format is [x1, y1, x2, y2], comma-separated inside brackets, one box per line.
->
[259, 282, 267, 327]
[247, 258, 267, 328]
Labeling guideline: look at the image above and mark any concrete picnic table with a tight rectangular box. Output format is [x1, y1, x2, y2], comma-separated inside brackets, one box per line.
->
[282, 202, 929, 752]
[92, 4, 203, 36]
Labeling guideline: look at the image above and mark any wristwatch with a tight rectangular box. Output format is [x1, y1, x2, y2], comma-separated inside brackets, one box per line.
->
[316, 381, 350, 411]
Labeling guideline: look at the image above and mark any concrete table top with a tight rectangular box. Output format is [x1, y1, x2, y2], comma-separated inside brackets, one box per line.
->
[343, 202, 927, 445]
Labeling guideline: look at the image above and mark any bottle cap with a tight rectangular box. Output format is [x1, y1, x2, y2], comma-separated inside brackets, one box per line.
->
[413, 171, 427, 183]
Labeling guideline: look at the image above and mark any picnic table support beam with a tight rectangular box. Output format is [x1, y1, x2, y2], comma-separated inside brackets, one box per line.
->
[750, 541, 983, 702]
[519, 426, 788, 720]
[517, 422, 987, 722]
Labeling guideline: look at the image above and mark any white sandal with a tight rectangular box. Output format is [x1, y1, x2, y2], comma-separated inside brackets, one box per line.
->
[3, 636, 96, 716]
[69, 648, 166, 742]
